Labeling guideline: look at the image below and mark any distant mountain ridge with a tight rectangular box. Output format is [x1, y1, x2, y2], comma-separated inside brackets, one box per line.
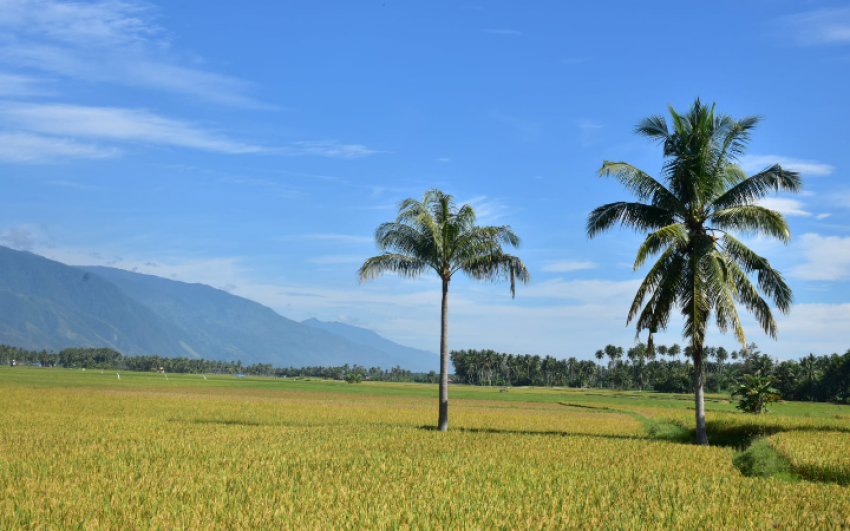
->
[302, 318, 436, 372]
[0, 246, 432, 370]
[0, 246, 189, 357]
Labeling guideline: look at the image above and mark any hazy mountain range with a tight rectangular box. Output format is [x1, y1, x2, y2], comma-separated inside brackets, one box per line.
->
[0, 246, 435, 371]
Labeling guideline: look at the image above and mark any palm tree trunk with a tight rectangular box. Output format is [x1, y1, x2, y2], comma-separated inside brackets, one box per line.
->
[437, 277, 450, 432]
[694, 346, 709, 446]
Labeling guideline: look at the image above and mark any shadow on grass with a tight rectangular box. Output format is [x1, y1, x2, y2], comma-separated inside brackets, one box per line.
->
[563, 401, 850, 448]
[657, 421, 850, 448]
[416, 424, 647, 442]
[180, 418, 269, 427]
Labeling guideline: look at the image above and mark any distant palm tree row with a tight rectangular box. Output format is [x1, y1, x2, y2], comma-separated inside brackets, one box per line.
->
[450, 345, 850, 404]
[360, 99, 802, 445]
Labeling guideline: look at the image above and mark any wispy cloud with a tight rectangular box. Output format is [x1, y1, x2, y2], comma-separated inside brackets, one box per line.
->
[0, 131, 118, 163]
[283, 141, 387, 160]
[758, 197, 812, 217]
[437, 157, 451, 163]
[0, 102, 264, 154]
[541, 261, 598, 273]
[488, 110, 541, 141]
[792, 233, 850, 281]
[742, 155, 834, 176]
[482, 29, 521, 36]
[776, 8, 850, 46]
[0, 0, 266, 107]
[577, 119, 604, 148]
[48, 179, 101, 190]
[218, 176, 303, 198]
[0, 72, 54, 96]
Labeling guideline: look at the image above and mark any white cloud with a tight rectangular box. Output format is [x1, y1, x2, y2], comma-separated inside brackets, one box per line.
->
[522, 278, 642, 303]
[0, 131, 118, 162]
[792, 233, 850, 281]
[541, 261, 598, 273]
[0, 0, 264, 107]
[0, 103, 264, 154]
[816, 213, 831, 221]
[742, 155, 834, 176]
[284, 141, 386, 159]
[771, 304, 850, 356]
[758, 197, 811, 217]
[437, 157, 451, 163]
[777, 8, 850, 46]
[0, 224, 54, 250]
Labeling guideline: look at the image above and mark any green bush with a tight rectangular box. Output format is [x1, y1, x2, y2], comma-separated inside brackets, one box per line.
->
[733, 371, 781, 414]
[345, 373, 363, 384]
[732, 439, 796, 480]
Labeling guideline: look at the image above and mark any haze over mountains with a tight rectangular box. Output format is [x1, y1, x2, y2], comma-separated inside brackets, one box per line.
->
[0, 246, 435, 371]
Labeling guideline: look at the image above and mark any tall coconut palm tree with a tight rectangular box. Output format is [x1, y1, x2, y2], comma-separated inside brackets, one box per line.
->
[359, 189, 529, 431]
[586, 99, 800, 445]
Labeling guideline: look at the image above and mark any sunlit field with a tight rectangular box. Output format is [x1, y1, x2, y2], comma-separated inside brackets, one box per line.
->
[1, 368, 848, 530]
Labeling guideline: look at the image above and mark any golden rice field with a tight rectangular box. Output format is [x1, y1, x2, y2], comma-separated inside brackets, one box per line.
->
[769, 432, 850, 486]
[0, 368, 848, 530]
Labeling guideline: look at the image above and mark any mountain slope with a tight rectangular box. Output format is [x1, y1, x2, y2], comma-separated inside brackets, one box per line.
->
[79, 266, 410, 368]
[0, 246, 189, 357]
[0, 245, 432, 369]
[302, 318, 436, 372]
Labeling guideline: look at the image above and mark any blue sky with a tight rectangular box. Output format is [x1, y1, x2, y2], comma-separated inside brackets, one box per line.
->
[1, 0, 849, 361]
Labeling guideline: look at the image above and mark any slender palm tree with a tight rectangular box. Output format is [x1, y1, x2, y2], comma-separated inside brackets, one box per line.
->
[587, 99, 800, 445]
[359, 189, 529, 431]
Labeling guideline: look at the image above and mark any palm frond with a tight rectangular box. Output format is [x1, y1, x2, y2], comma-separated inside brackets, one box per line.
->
[627, 247, 677, 325]
[358, 253, 431, 282]
[725, 258, 778, 338]
[586, 202, 675, 238]
[720, 234, 792, 312]
[709, 205, 791, 242]
[633, 223, 687, 270]
[374, 222, 435, 260]
[598, 161, 686, 214]
[712, 164, 802, 210]
[634, 251, 687, 338]
[461, 253, 530, 298]
[635, 114, 669, 142]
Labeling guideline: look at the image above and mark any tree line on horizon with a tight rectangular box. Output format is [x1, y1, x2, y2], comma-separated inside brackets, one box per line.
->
[450, 345, 850, 404]
[0, 345, 440, 383]
[5, 343, 846, 404]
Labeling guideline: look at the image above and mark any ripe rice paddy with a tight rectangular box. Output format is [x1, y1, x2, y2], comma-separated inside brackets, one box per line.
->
[0, 368, 848, 530]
